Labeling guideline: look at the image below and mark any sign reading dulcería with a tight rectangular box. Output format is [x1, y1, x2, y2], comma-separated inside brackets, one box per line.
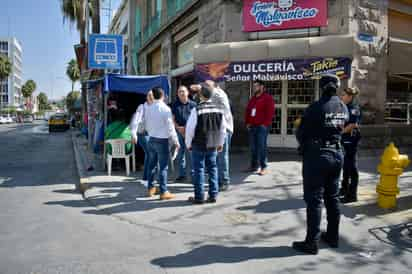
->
[243, 0, 328, 32]
[195, 57, 352, 82]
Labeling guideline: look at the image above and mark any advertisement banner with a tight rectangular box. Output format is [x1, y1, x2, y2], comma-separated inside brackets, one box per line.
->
[195, 57, 352, 82]
[243, 0, 328, 32]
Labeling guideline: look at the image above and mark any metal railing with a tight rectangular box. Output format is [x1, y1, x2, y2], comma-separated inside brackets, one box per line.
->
[385, 102, 412, 125]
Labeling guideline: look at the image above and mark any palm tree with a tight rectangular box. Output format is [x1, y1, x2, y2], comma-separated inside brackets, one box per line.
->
[22, 80, 37, 111]
[0, 55, 12, 81]
[66, 59, 80, 93]
[22, 80, 36, 99]
[60, 0, 86, 44]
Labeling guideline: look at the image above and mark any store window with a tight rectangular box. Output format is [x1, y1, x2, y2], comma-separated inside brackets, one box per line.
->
[148, 46, 162, 74]
[176, 34, 198, 67]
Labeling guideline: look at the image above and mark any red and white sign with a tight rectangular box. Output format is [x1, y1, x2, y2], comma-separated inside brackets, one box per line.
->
[242, 0, 328, 32]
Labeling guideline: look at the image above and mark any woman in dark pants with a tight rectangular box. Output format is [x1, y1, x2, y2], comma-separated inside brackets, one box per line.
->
[340, 88, 361, 203]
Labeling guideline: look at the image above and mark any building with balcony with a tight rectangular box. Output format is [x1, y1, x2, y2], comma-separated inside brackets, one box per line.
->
[0, 37, 23, 110]
[108, 0, 130, 73]
[120, 0, 412, 148]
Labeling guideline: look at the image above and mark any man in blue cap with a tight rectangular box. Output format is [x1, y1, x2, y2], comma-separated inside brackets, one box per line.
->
[293, 74, 349, 255]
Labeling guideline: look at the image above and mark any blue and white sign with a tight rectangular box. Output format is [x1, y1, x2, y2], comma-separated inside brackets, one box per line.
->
[88, 34, 123, 69]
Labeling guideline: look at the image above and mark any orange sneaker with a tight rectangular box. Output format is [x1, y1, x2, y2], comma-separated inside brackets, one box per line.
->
[148, 187, 158, 197]
[160, 191, 175, 200]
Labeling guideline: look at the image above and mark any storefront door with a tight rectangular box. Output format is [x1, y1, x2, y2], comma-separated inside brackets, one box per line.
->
[266, 80, 319, 148]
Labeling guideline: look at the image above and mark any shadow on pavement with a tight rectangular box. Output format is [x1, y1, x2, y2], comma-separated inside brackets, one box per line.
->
[369, 221, 412, 253]
[151, 245, 297, 268]
[341, 194, 412, 219]
[237, 198, 305, 214]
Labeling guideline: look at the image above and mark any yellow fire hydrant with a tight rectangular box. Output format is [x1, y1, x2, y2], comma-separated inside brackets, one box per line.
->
[376, 143, 410, 209]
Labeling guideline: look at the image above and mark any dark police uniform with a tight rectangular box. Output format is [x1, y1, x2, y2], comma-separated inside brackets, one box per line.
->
[293, 75, 349, 254]
[341, 102, 361, 202]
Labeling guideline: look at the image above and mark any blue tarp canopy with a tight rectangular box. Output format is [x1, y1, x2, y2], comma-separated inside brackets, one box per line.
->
[104, 74, 170, 95]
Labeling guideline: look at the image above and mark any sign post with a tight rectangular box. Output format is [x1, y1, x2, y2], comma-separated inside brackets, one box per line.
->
[88, 34, 124, 70]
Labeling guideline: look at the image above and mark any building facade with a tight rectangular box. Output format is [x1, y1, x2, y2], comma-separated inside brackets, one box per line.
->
[119, 0, 412, 148]
[0, 37, 23, 110]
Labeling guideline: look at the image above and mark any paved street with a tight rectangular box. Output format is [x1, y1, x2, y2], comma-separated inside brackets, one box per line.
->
[0, 122, 180, 274]
[1, 122, 412, 274]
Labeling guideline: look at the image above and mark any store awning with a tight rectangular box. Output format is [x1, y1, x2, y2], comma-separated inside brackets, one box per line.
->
[104, 74, 170, 95]
[194, 35, 354, 63]
[389, 37, 412, 75]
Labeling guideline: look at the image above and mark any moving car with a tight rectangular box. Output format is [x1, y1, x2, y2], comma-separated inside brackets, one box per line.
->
[49, 113, 70, 132]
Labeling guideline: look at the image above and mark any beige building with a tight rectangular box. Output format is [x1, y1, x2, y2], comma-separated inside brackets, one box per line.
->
[120, 0, 412, 148]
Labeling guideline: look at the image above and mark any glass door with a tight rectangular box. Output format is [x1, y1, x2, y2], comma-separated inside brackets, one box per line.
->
[266, 80, 318, 148]
[284, 80, 318, 148]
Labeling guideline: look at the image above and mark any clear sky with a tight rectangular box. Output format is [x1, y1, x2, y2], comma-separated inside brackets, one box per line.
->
[0, 0, 121, 101]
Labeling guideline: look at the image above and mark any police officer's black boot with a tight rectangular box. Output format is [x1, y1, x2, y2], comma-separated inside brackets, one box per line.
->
[339, 181, 348, 197]
[320, 232, 339, 248]
[292, 240, 319, 255]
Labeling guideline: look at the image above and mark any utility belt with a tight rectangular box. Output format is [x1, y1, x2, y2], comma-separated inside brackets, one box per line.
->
[304, 139, 342, 150]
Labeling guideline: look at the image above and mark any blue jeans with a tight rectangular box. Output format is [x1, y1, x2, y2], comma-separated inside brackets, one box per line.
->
[248, 126, 269, 169]
[176, 131, 192, 178]
[138, 133, 150, 181]
[218, 131, 232, 185]
[303, 148, 343, 243]
[147, 137, 170, 194]
[191, 149, 219, 200]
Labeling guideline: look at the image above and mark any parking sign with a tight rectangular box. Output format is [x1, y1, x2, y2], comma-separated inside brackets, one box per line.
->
[88, 34, 123, 69]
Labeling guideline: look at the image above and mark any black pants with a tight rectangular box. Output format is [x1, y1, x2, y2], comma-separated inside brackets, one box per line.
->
[302, 148, 343, 243]
[342, 143, 359, 199]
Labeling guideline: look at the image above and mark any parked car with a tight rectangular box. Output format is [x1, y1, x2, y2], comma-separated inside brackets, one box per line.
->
[4, 116, 13, 123]
[0, 116, 6, 124]
[49, 113, 70, 132]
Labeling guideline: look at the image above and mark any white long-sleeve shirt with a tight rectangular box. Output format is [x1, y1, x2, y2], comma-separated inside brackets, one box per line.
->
[130, 103, 146, 140]
[185, 102, 227, 149]
[144, 100, 178, 144]
[212, 87, 234, 133]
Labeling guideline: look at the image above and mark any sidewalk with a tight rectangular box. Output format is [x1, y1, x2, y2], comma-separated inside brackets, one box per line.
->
[71, 130, 412, 273]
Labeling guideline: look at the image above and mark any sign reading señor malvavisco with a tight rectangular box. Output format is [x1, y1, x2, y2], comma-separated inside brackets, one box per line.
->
[243, 0, 328, 32]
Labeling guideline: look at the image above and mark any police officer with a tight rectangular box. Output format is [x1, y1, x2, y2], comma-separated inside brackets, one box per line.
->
[340, 87, 361, 203]
[293, 74, 349, 255]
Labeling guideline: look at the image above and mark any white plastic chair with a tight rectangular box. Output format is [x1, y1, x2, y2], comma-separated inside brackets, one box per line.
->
[105, 139, 136, 176]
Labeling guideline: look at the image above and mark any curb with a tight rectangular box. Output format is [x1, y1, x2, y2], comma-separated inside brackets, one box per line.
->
[71, 130, 90, 196]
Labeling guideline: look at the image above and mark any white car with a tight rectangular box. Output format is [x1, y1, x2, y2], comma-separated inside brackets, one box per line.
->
[0, 116, 5, 124]
[4, 116, 13, 123]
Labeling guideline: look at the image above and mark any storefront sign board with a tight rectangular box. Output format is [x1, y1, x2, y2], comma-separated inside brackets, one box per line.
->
[243, 0, 328, 32]
[195, 57, 352, 82]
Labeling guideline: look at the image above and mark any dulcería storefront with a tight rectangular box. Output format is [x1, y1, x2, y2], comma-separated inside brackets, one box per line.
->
[193, 35, 355, 148]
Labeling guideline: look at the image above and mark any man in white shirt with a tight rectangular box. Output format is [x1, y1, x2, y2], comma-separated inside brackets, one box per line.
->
[204, 80, 234, 191]
[185, 87, 226, 204]
[144, 87, 179, 200]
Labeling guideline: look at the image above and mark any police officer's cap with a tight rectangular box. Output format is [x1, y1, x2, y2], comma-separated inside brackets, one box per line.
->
[344, 87, 359, 96]
[319, 74, 341, 90]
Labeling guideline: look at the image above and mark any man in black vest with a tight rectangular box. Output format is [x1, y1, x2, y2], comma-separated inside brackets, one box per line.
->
[185, 86, 226, 204]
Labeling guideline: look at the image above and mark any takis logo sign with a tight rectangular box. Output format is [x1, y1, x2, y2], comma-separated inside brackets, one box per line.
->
[243, 0, 327, 32]
[251, 1, 319, 27]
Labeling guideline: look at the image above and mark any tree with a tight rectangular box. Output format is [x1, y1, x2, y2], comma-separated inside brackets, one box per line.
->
[60, 0, 86, 43]
[66, 59, 80, 92]
[37, 92, 49, 111]
[22, 80, 36, 99]
[66, 90, 81, 114]
[0, 55, 12, 81]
